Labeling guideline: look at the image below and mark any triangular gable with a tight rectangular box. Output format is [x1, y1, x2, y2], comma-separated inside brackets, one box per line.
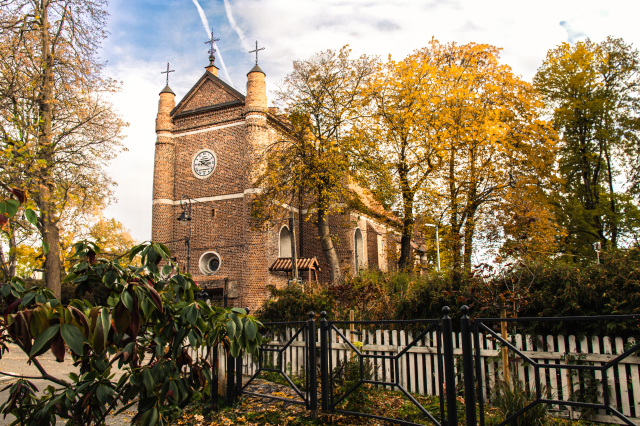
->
[171, 71, 245, 117]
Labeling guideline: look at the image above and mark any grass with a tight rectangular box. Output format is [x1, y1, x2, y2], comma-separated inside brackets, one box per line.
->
[170, 385, 604, 426]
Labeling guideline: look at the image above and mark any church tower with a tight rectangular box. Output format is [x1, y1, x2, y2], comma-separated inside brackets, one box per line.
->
[244, 63, 267, 184]
[150, 37, 287, 310]
[151, 77, 176, 244]
[150, 40, 405, 310]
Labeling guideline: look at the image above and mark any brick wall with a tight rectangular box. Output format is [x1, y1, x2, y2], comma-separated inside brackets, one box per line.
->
[151, 67, 403, 312]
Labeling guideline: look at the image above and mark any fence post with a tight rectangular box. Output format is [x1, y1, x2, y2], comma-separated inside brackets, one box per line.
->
[226, 352, 235, 406]
[320, 311, 329, 411]
[460, 305, 477, 426]
[236, 349, 243, 398]
[308, 312, 318, 415]
[442, 306, 458, 426]
[474, 323, 485, 426]
[211, 344, 218, 412]
[235, 307, 249, 399]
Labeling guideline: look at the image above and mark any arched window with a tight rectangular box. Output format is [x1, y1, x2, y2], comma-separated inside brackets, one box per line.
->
[279, 226, 292, 257]
[354, 228, 364, 269]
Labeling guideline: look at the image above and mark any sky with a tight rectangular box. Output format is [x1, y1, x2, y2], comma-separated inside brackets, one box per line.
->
[99, 0, 640, 242]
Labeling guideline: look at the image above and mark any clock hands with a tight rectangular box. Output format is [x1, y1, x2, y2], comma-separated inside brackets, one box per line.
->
[193, 151, 216, 176]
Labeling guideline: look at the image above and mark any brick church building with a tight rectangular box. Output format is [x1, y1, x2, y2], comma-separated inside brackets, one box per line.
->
[151, 50, 426, 311]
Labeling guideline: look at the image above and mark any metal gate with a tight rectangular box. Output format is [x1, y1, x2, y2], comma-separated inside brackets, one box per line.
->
[470, 309, 640, 426]
[241, 319, 315, 408]
[322, 313, 446, 425]
[219, 307, 640, 426]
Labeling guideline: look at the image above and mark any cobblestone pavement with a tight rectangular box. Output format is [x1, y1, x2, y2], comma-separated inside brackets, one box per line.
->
[0, 349, 314, 426]
[238, 378, 306, 412]
[0, 344, 130, 425]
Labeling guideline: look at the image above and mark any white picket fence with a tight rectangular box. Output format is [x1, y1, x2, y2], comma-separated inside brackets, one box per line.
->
[238, 326, 640, 425]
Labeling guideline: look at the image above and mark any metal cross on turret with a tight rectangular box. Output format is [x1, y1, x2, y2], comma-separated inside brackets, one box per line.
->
[249, 40, 265, 65]
[205, 30, 220, 57]
[161, 62, 175, 85]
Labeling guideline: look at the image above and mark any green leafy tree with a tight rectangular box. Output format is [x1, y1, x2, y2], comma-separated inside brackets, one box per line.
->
[0, 0, 127, 298]
[534, 36, 640, 254]
[0, 185, 38, 281]
[0, 240, 263, 426]
[254, 46, 377, 284]
[354, 47, 444, 271]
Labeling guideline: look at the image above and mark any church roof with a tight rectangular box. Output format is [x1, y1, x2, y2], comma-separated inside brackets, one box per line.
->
[269, 257, 321, 272]
[170, 71, 245, 117]
[173, 100, 244, 119]
[248, 64, 265, 75]
[160, 84, 175, 95]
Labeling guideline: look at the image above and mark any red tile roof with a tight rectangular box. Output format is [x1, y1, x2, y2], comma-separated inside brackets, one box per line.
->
[269, 257, 321, 272]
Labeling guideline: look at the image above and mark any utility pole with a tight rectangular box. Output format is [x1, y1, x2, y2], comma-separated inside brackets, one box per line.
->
[354, 232, 359, 275]
[435, 226, 440, 272]
[298, 191, 304, 258]
[289, 211, 299, 284]
[593, 242, 601, 264]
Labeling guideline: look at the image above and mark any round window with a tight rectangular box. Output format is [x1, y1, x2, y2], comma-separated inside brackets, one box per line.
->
[199, 251, 222, 275]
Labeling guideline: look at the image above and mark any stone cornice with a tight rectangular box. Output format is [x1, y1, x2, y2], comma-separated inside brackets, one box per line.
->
[152, 188, 262, 205]
[156, 120, 246, 138]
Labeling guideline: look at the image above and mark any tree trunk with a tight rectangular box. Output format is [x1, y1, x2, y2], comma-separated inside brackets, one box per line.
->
[41, 195, 61, 298]
[317, 207, 343, 285]
[605, 147, 618, 248]
[398, 232, 413, 272]
[463, 212, 476, 272]
[38, 1, 61, 298]
[398, 166, 415, 272]
[8, 223, 16, 278]
[0, 222, 18, 280]
[398, 194, 414, 271]
[0, 240, 8, 280]
[464, 149, 477, 272]
[449, 147, 462, 283]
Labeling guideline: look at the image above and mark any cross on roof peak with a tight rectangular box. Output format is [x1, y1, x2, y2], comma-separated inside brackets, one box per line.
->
[205, 29, 220, 59]
[249, 40, 265, 65]
[161, 62, 175, 85]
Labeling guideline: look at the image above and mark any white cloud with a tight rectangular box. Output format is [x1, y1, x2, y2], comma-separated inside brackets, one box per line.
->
[101, 0, 640, 241]
[191, 0, 234, 84]
[102, 59, 160, 242]
[223, 0, 249, 50]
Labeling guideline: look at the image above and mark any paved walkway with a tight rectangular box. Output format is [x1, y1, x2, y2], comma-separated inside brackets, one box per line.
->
[0, 344, 133, 425]
[0, 349, 313, 425]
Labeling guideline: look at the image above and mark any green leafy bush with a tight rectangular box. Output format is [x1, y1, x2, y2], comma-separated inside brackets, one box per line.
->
[331, 355, 375, 412]
[514, 250, 640, 338]
[258, 249, 640, 339]
[0, 240, 263, 426]
[256, 283, 335, 322]
[491, 379, 550, 426]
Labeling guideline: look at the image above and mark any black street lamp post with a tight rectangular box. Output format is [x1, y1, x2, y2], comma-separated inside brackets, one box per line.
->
[177, 196, 193, 273]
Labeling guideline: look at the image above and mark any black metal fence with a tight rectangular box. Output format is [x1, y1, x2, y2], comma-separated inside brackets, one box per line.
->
[471, 309, 640, 426]
[324, 314, 445, 425]
[241, 318, 315, 408]
[216, 306, 640, 426]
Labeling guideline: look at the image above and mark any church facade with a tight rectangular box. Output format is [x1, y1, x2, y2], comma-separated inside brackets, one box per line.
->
[151, 53, 421, 311]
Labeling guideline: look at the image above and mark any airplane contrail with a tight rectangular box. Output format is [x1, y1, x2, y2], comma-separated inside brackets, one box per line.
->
[223, 0, 249, 50]
[191, 0, 234, 85]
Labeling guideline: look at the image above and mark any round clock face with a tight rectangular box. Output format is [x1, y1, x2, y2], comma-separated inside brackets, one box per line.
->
[192, 149, 217, 179]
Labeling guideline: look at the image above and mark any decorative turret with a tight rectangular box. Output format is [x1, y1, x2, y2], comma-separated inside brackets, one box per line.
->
[245, 64, 267, 111]
[244, 42, 268, 187]
[152, 64, 177, 244]
[156, 85, 175, 132]
[205, 54, 219, 77]
[246, 40, 267, 114]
